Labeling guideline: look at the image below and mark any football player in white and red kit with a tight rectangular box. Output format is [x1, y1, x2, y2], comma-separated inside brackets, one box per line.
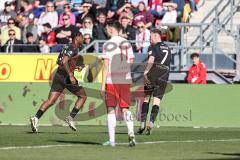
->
[101, 22, 136, 147]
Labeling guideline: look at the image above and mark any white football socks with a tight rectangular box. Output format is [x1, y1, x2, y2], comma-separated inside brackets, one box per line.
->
[107, 113, 116, 144]
[124, 111, 134, 136]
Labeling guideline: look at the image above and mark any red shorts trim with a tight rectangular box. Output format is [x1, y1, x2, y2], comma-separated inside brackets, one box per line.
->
[105, 84, 131, 108]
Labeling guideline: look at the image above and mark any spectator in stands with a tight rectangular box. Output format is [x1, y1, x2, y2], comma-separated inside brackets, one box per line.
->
[32, 0, 51, 18]
[80, 16, 93, 37]
[22, 32, 40, 52]
[37, 1, 58, 35]
[148, 0, 165, 18]
[106, 0, 125, 12]
[158, 2, 177, 30]
[133, 1, 153, 29]
[172, 0, 185, 22]
[54, 0, 68, 13]
[19, 0, 33, 16]
[117, 2, 134, 25]
[187, 53, 207, 84]
[39, 36, 50, 53]
[20, 14, 38, 44]
[135, 21, 150, 54]
[58, 3, 76, 26]
[83, 33, 95, 52]
[189, 0, 197, 16]
[2, 29, 23, 53]
[0, 1, 17, 28]
[119, 16, 136, 40]
[76, 1, 94, 28]
[0, 0, 9, 11]
[53, 13, 79, 52]
[92, 12, 108, 40]
[106, 0, 126, 20]
[41, 23, 56, 49]
[69, 0, 83, 8]
[93, 0, 107, 8]
[1, 18, 21, 46]
[131, 0, 148, 7]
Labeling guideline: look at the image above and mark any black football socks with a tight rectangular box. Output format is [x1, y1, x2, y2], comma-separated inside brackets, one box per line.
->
[150, 105, 159, 124]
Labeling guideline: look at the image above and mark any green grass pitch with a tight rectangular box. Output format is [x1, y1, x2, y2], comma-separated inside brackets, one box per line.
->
[0, 125, 240, 160]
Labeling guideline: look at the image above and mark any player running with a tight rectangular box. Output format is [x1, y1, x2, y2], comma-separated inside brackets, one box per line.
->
[137, 29, 171, 135]
[101, 22, 136, 147]
[30, 33, 87, 133]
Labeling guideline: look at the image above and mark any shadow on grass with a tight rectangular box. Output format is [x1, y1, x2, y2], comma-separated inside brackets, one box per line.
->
[187, 152, 240, 160]
[97, 132, 127, 135]
[188, 158, 240, 160]
[54, 140, 102, 145]
[207, 152, 240, 157]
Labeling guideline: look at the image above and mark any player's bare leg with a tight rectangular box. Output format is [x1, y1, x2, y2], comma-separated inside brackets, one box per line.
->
[137, 96, 151, 134]
[146, 97, 161, 135]
[65, 88, 87, 131]
[30, 92, 62, 133]
[103, 107, 116, 147]
[122, 108, 136, 147]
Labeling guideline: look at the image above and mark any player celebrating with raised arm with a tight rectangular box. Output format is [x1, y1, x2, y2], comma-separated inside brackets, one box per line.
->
[101, 22, 136, 147]
[138, 29, 171, 135]
[30, 33, 87, 133]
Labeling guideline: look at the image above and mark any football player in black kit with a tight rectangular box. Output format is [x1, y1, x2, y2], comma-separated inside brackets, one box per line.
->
[30, 33, 87, 133]
[137, 29, 171, 135]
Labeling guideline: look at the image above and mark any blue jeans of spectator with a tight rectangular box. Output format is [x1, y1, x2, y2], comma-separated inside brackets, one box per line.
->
[142, 46, 149, 54]
[150, 9, 166, 18]
[33, 7, 45, 18]
[189, 0, 196, 12]
[51, 45, 64, 53]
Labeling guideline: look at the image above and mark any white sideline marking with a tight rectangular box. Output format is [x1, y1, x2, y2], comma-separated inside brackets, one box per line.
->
[1, 139, 240, 150]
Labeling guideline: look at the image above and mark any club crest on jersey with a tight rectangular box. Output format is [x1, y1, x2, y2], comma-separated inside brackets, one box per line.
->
[148, 51, 152, 55]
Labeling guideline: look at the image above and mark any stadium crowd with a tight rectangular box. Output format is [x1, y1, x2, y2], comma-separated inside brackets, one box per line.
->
[0, 0, 199, 53]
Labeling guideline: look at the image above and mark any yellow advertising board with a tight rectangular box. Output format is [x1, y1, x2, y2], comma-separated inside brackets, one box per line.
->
[0, 54, 102, 82]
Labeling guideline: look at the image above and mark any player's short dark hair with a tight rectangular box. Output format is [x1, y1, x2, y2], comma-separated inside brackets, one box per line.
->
[26, 32, 33, 38]
[190, 53, 200, 59]
[43, 23, 51, 29]
[107, 21, 122, 32]
[97, 11, 107, 17]
[151, 28, 162, 36]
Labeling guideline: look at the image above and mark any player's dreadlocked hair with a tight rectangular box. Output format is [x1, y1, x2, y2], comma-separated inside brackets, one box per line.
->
[72, 32, 84, 44]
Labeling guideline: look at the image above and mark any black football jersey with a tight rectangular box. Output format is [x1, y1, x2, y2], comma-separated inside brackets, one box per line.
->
[57, 45, 79, 66]
[146, 42, 171, 82]
[147, 42, 171, 68]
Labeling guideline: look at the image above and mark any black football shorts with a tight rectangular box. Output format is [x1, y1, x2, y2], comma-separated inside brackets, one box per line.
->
[144, 65, 169, 100]
[50, 68, 82, 94]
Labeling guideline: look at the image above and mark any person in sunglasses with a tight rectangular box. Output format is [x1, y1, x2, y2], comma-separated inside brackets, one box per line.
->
[135, 20, 150, 54]
[2, 29, 23, 53]
[58, 3, 76, 26]
[0, 1, 17, 27]
[79, 16, 93, 37]
[53, 13, 79, 52]
[1, 18, 21, 46]
[37, 1, 58, 36]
